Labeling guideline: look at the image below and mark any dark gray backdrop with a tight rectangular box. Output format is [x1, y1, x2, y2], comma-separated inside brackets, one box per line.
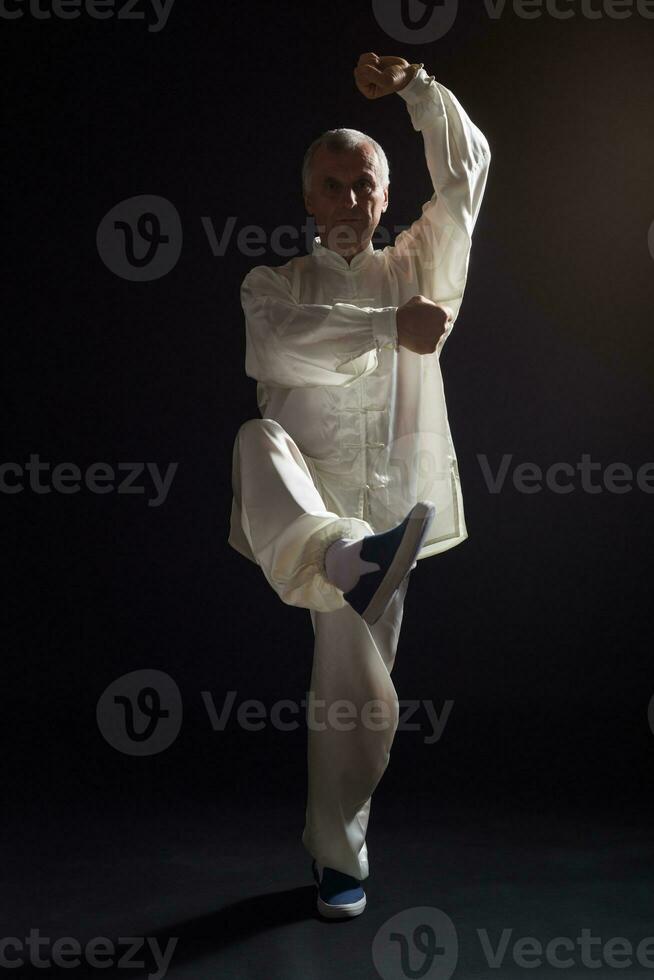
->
[4, 0, 654, 833]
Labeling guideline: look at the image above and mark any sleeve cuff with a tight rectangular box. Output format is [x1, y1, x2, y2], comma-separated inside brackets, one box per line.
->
[397, 66, 438, 106]
[371, 307, 399, 352]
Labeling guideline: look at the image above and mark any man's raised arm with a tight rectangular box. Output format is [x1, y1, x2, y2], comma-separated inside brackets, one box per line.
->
[355, 53, 491, 344]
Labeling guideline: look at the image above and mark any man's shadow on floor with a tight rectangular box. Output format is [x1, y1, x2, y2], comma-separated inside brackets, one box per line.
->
[15, 884, 354, 978]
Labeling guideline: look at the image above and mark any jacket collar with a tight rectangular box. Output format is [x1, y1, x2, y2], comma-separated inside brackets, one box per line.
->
[311, 235, 375, 271]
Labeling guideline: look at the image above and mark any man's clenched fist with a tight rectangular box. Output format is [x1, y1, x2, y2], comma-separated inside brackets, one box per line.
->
[396, 295, 454, 355]
[354, 52, 420, 99]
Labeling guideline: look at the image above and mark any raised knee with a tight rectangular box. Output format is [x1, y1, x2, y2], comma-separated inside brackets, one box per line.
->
[237, 417, 284, 442]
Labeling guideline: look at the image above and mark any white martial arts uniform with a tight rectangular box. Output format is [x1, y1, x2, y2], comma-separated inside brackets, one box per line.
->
[229, 67, 490, 879]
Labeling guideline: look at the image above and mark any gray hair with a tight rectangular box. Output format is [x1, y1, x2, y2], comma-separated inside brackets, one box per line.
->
[301, 128, 390, 197]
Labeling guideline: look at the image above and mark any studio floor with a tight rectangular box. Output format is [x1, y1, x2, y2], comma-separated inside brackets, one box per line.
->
[7, 791, 654, 980]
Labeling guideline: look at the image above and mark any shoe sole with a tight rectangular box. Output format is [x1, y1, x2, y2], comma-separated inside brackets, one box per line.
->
[317, 893, 367, 919]
[360, 501, 435, 626]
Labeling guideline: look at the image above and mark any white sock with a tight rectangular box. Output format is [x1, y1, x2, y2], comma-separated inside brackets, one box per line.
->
[324, 537, 381, 593]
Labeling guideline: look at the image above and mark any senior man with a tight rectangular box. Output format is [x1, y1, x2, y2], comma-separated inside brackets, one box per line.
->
[229, 52, 490, 919]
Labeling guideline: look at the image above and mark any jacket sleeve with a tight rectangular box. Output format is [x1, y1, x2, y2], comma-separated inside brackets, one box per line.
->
[241, 264, 398, 388]
[387, 68, 491, 352]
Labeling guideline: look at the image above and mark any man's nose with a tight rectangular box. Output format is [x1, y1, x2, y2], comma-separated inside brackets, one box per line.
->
[340, 186, 358, 207]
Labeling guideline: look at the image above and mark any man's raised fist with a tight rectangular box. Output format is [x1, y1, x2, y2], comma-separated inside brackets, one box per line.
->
[354, 52, 420, 100]
[396, 295, 454, 355]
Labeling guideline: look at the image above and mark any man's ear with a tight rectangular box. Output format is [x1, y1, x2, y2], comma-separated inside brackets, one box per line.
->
[381, 185, 389, 213]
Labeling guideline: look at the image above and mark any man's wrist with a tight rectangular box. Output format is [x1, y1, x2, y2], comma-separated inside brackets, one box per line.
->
[397, 62, 423, 91]
[371, 307, 399, 352]
[397, 64, 438, 106]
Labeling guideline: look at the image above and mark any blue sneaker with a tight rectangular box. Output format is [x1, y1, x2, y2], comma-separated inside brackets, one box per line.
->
[312, 859, 367, 919]
[343, 501, 435, 626]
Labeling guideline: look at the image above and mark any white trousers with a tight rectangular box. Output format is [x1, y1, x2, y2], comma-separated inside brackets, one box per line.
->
[229, 418, 410, 880]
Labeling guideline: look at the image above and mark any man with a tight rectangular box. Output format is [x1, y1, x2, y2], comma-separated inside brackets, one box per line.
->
[229, 52, 490, 918]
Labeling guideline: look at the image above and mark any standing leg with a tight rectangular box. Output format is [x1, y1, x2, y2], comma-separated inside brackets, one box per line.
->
[302, 573, 410, 880]
[230, 418, 375, 612]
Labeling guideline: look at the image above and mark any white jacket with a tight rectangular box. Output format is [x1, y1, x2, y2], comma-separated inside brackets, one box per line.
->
[232, 67, 491, 562]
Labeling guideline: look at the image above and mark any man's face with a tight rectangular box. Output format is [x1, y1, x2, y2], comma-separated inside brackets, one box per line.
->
[304, 143, 389, 260]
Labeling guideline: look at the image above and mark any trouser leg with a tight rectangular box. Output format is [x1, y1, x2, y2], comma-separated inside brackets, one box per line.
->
[302, 573, 410, 881]
[230, 418, 374, 612]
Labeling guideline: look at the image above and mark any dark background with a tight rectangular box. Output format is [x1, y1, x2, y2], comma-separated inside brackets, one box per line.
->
[3, 1, 654, 975]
